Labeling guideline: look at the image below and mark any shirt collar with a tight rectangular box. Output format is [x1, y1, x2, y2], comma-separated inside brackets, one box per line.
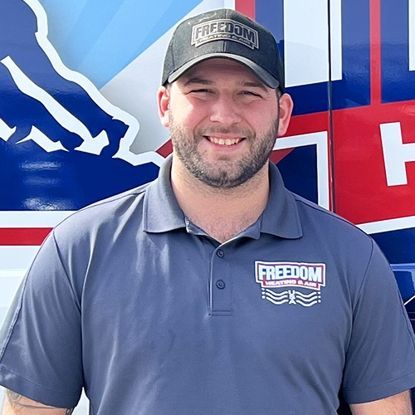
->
[143, 156, 186, 233]
[144, 156, 303, 239]
[260, 162, 303, 239]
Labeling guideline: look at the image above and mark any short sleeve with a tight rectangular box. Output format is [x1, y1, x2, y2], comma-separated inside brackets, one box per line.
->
[342, 240, 415, 403]
[0, 231, 83, 408]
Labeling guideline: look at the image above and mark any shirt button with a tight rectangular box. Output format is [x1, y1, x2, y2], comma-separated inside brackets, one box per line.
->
[216, 249, 224, 258]
[216, 279, 226, 289]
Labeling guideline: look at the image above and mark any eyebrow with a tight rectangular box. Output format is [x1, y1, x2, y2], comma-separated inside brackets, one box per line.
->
[182, 77, 213, 86]
[240, 80, 268, 92]
[182, 77, 268, 92]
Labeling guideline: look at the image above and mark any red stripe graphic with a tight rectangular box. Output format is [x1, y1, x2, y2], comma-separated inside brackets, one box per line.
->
[0, 228, 52, 246]
[235, 0, 255, 19]
[271, 111, 330, 164]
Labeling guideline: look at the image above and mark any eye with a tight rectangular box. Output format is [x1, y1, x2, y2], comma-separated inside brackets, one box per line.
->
[240, 90, 262, 98]
[190, 88, 214, 94]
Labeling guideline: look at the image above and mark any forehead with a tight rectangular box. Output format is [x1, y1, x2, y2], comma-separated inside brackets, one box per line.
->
[178, 58, 265, 85]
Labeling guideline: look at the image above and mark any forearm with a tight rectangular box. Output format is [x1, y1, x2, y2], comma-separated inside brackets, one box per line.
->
[350, 390, 412, 415]
[2, 390, 73, 415]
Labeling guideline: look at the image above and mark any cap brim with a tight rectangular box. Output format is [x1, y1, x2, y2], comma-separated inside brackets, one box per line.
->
[167, 53, 280, 89]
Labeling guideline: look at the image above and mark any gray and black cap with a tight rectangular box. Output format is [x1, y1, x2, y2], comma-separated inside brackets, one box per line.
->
[162, 8, 284, 90]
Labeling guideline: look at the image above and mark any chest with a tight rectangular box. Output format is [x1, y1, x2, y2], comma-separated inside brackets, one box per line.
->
[81, 233, 353, 366]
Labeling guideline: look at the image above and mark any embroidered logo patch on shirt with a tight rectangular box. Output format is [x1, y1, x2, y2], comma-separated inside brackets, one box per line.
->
[255, 261, 326, 307]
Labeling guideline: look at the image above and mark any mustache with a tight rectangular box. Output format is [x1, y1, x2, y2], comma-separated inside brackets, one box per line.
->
[197, 126, 253, 137]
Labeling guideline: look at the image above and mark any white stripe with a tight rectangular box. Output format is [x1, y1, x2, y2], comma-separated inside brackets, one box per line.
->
[0, 247, 39, 308]
[274, 131, 330, 209]
[329, 0, 342, 81]
[0, 246, 40, 271]
[19, 126, 68, 152]
[263, 289, 289, 300]
[0, 247, 36, 308]
[0, 270, 26, 278]
[284, 0, 329, 87]
[358, 216, 415, 234]
[0, 118, 16, 142]
[0, 211, 74, 227]
[295, 298, 320, 307]
[264, 296, 289, 305]
[0, 276, 24, 309]
[410, 0, 415, 71]
[404, 294, 415, 306]
[284, 0, 342, 87]
[222, 0, 235, 8]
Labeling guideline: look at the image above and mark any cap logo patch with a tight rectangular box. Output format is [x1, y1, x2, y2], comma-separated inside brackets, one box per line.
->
[191, 19, 259, 50]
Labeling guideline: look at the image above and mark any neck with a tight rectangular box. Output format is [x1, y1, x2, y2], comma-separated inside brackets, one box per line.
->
[171, 157, 270, 243]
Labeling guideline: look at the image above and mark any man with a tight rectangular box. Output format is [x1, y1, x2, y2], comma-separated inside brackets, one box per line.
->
[1, 8, 415, 415]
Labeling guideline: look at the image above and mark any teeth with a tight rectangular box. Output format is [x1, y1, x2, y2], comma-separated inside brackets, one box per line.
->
[208, 136, 241, 146]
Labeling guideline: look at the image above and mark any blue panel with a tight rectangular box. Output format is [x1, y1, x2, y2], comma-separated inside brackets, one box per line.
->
[285, 84, 330, 116]
[381, 0, 415, 102]
[0, 138, 158, 210]
[255, 0, 283, 42]
[391, 265, 415, 303]
[372, 231, 415, 320]
[331, 0, 370, 109]
[0, 0, 164, 211]
[276, 146, 318, 204]
[372, 228, 415, 264]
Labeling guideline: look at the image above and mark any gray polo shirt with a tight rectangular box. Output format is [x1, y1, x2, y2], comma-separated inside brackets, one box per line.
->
[1, 157, 415, 415]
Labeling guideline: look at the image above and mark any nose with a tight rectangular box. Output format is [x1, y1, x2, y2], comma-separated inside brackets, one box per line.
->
[209, 95, 242, 126]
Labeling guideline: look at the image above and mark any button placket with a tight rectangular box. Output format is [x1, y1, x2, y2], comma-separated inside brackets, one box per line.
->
[209, 247, 232, 316]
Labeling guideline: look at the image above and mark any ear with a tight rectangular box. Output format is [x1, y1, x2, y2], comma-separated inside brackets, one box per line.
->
[157, 86, 171, 128]
[277, 93, 294, 136]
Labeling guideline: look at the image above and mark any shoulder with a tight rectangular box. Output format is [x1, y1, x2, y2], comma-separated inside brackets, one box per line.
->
[290, 193, 398, 309]
[42, 182, 153, 294]
[291, 192, 378, 266]
[293, 192, 371, 240]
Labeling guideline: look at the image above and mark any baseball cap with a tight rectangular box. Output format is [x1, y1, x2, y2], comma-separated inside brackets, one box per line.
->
[162, 9, 284, 91]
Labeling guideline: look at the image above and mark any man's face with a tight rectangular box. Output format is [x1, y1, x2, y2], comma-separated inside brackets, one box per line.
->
[158, 58, 293, 188]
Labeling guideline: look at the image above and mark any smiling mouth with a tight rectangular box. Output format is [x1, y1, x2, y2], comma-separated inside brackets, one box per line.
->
[205, 136, 244, 146]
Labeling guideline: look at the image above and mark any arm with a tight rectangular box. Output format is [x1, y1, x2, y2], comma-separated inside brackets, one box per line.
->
[0, 233, 83, 410]
[350, 390, 412, 415]
[2, 390, 73, 414]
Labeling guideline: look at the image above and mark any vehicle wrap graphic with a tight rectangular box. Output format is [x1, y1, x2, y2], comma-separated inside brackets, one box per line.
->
[1, 0, 415, 318]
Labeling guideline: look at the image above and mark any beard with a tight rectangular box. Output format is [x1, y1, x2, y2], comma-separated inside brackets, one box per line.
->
[169, 116, 279, 189]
